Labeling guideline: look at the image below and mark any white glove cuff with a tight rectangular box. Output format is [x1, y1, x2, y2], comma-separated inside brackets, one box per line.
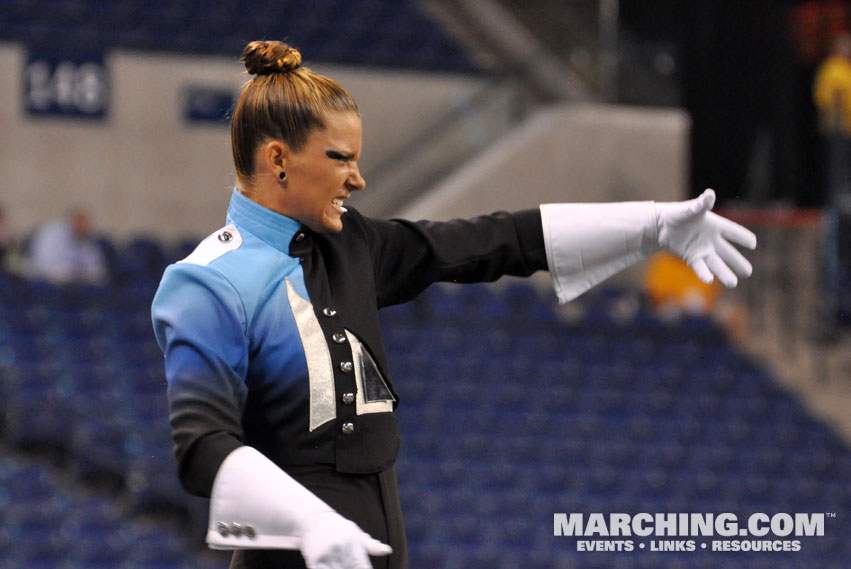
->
[540, 201, 659, 303]
[206, 446, 334, 550]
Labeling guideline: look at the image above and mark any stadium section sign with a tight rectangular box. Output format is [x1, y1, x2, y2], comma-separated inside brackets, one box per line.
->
[183, 85, 236, 125]
[24, 49, 108, 119]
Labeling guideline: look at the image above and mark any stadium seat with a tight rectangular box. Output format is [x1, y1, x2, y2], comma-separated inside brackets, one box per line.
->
[1, 229, 851, 568]
[0, 0, 477, 72]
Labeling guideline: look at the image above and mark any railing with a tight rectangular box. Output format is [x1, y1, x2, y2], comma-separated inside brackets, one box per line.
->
[710, 207, 851, 440]
[351, 81, 527, 218]
[718, 206, 851, 384]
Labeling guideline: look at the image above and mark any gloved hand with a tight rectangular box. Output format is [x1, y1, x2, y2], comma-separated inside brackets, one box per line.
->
[301, 511, 392, 569]
[655, 189, 757, 287]
[207, 446, 392, 568]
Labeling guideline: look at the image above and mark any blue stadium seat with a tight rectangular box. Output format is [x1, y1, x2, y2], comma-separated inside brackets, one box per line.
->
[0, 0, 477, 72]
[124, 432, 187, 514]
[2, 238, 851, 569]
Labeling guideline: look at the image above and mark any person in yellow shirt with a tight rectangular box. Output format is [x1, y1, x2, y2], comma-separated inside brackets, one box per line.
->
[814, 33, 851, 198]
[815, 33, 851, 135]
[814, 33, 851, 332]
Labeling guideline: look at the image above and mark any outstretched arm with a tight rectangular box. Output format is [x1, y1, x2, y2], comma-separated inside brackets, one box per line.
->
[542, 189, 757, 303]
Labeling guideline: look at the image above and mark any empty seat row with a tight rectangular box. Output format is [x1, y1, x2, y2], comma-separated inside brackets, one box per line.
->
[0, 0, 476, 72]
[2, 229, 850, 568]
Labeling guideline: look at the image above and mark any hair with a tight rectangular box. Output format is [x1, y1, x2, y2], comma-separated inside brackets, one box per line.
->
[231, 41, 359, 186]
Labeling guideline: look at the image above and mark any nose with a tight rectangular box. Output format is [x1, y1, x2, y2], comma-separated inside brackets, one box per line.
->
[347, 163, 366, 192]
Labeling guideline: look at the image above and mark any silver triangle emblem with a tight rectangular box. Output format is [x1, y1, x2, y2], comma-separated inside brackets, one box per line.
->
[345, 330, 395, 415]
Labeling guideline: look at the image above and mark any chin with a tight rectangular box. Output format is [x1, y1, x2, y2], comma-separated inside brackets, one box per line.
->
[321, 211, 346, 233]
[316, 217, 344, 233]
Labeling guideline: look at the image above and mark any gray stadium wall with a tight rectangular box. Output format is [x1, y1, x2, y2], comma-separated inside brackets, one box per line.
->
[398, 102, 690, 221]
[0, 43, 488, 240]
[1, 43, 689, 242]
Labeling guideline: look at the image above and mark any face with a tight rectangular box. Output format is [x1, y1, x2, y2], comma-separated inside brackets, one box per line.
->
[71, 209, 92, 238]
[273, 111, 365, 233]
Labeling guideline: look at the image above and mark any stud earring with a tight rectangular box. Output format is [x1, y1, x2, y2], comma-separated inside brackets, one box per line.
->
[279, 171, 287, 181]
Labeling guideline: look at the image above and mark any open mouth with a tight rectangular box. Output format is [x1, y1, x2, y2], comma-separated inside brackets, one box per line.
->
[331, 198, 347, 213]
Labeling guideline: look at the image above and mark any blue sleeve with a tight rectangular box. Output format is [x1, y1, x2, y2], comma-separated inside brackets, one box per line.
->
[152, 262, 249, 497]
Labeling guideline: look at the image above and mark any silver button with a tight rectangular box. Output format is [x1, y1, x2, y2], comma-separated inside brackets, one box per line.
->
[342, 392, 355, 405]
[218, 522, 229, 537]
[218, 231, 233, 243]
[340, 361, 353, 373]
[323, 307, 336, 317]
[295, 232, 306, 242]
[332, 333, 346, 344]
[341, 422, 355, 435]
[231, 522, 243, 537]
[245, 525, 256, 539]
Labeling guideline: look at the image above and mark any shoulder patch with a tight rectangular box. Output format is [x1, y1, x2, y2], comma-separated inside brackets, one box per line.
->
[178, 224, 243, 267]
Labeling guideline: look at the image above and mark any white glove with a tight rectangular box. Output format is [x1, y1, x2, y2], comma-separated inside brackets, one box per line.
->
[541, 189, 757, 303]
[301, 511, 392, 569]
[207, 446, 392, 569]
[655, 189, 757, 287]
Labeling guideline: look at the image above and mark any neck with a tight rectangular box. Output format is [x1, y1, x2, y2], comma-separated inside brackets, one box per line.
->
[238, 175, 279, 213]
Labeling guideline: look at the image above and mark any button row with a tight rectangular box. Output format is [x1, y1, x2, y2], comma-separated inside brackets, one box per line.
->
[321, 307, 355, 436]
[218, 522, 256, 539]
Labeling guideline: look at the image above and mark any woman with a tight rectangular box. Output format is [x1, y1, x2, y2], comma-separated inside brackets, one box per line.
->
[152, 41, 756, 569]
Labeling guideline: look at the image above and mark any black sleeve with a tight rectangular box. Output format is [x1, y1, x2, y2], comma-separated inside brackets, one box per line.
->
[355, 209, 547, 308]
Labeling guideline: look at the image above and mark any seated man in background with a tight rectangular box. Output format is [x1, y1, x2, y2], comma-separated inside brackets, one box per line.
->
[0, 204, 17, 273]
[28, 206, 107, 285]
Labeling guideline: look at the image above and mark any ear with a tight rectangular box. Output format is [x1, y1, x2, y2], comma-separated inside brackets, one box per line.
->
[261, 140, 288, 173]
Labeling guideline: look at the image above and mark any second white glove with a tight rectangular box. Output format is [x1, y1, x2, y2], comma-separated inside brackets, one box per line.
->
[207, 446, 392, 569]
[301, 511, 392, 569]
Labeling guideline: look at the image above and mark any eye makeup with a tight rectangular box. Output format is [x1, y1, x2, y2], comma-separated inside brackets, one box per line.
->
[326, 150, 354, 161]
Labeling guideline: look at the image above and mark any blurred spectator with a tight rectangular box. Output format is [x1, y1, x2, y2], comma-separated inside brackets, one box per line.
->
[644, 251, 749, 340]
[814, 32, 851, 198]
[0, 204, 17, 272]
[644, 252, 722, 316]
[28, 207, 107, 285]
[814, 33, 851, 330]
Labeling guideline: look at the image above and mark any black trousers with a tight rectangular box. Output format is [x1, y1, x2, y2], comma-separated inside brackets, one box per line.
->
[229, 465, 407, 569]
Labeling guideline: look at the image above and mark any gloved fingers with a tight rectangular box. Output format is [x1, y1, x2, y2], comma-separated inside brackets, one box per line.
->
[660, 189, 716, 226]
[693, 188, 716, 214]
[301, 515, 378, 569]
[350, 545, 377, 569]
[705, 252, 738, 287]
[680, 189, 716, 219]
[713, 214, 757, 250]
[362, 535, 393, 556]
[304, 558, 330, 569]
[303, 553, 337, 569]
[305, 546, 370, 569]
[689, 258, 714, 285]
[716, 239, 753, 278]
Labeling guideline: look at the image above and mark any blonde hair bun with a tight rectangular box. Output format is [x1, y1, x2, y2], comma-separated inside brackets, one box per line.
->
[242, 41, 303, 75]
